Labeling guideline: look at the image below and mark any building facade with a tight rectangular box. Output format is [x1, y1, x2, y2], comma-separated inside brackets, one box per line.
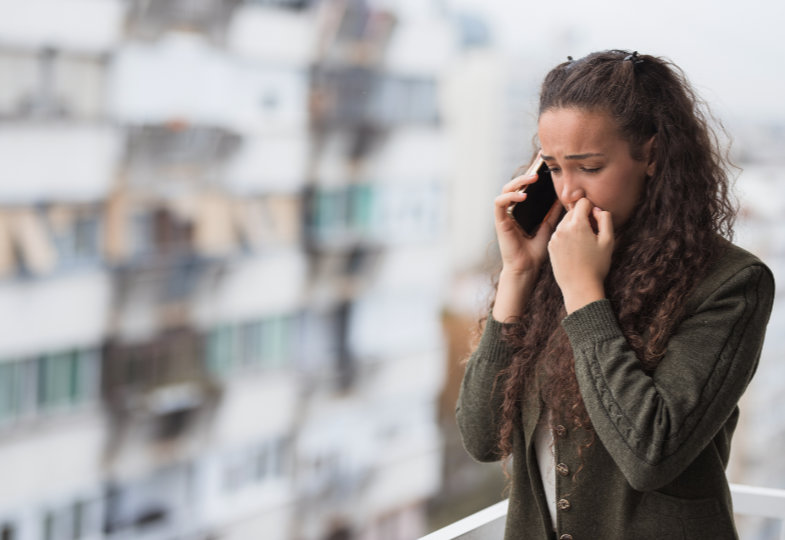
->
[0, 1, 453, 539]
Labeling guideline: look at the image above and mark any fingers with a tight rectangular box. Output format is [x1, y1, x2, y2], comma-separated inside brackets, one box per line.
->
[569, 198, 593, 219]
[495, 171, 542, 224]
[561, 198, 614, 239]
[538, 199, 564, 238]
[594, 206, 614, 245]
[502, 172, 538, 194]
[494, 190, 527, 224]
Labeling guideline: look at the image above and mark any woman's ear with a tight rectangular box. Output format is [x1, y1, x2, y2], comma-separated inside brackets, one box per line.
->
[644, 135, 656, 177]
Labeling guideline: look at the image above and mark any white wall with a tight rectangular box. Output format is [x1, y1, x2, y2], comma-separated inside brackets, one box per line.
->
[0, 270, 110, 358]
[226, 5, 315, 67]
[193, 250, 307, 329]
[211, 373, 298, 447]
[0, 413, 105, 508]
[0, 124, 120, 203]
[109, 34, 309, 133]
[223, 133, 310, 194]
[0, 0, 125, 52]
[213, 501, 293, 540]
[440, 50, 507, 274]
[366, 127, 446, 184]
[383, 18, 455, 77]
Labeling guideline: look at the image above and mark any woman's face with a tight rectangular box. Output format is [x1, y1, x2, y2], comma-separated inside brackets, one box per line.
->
[538, 107, 655, 228]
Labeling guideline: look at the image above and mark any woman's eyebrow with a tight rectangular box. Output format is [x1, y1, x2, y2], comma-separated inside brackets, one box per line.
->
[541, 152, 605, 161]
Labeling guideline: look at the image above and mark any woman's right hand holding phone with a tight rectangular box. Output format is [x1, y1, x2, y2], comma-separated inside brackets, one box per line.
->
[492, 172, 561, 322]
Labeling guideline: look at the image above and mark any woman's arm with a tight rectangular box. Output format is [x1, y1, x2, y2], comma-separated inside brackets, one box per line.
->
[563, 258, 775, 491]
[455, 315, 515, 462]
[458, 162, 563, 461]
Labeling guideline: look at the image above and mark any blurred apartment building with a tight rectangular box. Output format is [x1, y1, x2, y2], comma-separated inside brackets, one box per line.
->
[726, 155, 785, 539]
[0, 1, 454, 539]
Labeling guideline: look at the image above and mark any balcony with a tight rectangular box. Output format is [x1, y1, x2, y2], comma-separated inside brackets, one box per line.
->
[420, 484, 785, 540]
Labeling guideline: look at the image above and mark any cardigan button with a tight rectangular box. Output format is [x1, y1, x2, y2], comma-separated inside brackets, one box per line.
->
[554, 424, 567, 437]
[557, 498, 571, 511]
[556, 463, 570, 476]
[559, 535, 574, 540]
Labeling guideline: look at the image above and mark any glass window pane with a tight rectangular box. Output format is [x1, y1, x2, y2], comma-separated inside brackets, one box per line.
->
[0, 362, 20, 423]
[52, 353, 70, 406]
[206, 326, 234, 376]
[351, 184, 373, 231]
[242, 321, 263, 367]
[69, 351, 81, 403]
[37, 356, 49, 408]
[262, 317, 285, 368]
[37, 350, 86, 410]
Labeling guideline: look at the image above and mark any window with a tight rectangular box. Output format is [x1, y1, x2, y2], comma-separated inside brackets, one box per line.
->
[47, 206, 101, 269]
[125, 0, 237, 41]
[205, 325, 235, 377]
[244, 0, 311, 9]
[35, 349, 97, 413]
[126, 125, 241, 171]
[129, 211, 155, 259]
[0, 50, 37, 119]
[104, 466, 188, 535]
[224, 436, 290, 493]
[0, 49, 105, 121]
[53, 55, 107, 119]
[241, 320, 263, 367]
[313, 189, 348, 237]
[261, 315, 287, 368]
[0, 361, 23, 425]
[373, 76, 439, 125]
[38, 351, 78, 409]
[311, 185, 379, 241]
[205, 313, 298, 377]
[1, 349, 98, 424]
[350, 184, 374, 231]
[35, 497, 99, 540]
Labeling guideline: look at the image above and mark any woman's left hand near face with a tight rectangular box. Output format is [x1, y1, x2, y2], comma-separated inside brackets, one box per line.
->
[548, 198, 615, 313]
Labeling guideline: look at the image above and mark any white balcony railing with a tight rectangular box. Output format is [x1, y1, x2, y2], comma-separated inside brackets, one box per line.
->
[421, 483, 785, 540]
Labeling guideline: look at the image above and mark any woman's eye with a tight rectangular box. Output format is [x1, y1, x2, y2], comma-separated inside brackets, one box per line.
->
[581, 167, 602, 174]
[546, 167, 560, 174]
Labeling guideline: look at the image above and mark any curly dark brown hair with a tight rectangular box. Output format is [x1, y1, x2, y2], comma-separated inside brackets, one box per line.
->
[491, 50, 737, 464]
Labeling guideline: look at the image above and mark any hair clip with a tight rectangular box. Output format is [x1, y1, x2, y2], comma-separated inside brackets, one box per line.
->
[624, 51, 644, 65]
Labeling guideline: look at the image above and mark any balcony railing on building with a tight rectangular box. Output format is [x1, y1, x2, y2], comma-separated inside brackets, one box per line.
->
[421, 483, 785, 540]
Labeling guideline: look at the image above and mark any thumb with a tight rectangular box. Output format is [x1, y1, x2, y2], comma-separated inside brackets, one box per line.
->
[542, 200, 564, 234]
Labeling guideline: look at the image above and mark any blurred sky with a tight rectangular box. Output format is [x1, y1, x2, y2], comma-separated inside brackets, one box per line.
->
[445, 0, 785, 125]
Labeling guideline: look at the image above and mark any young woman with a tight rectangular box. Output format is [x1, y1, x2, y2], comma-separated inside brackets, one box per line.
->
[456, 50, 775, 540]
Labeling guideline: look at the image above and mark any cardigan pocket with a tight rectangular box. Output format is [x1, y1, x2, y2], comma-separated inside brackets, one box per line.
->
[630, 491, 734, 540]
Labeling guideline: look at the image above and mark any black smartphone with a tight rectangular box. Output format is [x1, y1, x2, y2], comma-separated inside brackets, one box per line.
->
[506, 156, 558, 237]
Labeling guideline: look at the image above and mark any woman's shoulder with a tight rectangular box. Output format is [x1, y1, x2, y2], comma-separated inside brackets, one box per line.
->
[689, 237, 775, 308]
[712, 237, 772, 278]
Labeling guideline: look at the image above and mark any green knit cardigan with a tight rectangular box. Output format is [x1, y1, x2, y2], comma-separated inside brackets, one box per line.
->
[456, 241, 775, 540]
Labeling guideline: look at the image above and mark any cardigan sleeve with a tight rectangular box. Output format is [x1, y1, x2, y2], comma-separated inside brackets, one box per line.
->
[562, 261, 775, 491]
[455, 315, 516, 463]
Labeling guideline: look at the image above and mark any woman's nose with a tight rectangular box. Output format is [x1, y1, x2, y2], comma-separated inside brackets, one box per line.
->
[559, 175, 585, 207]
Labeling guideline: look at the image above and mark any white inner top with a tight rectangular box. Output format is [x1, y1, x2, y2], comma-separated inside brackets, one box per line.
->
[535, 409, 557, 531]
